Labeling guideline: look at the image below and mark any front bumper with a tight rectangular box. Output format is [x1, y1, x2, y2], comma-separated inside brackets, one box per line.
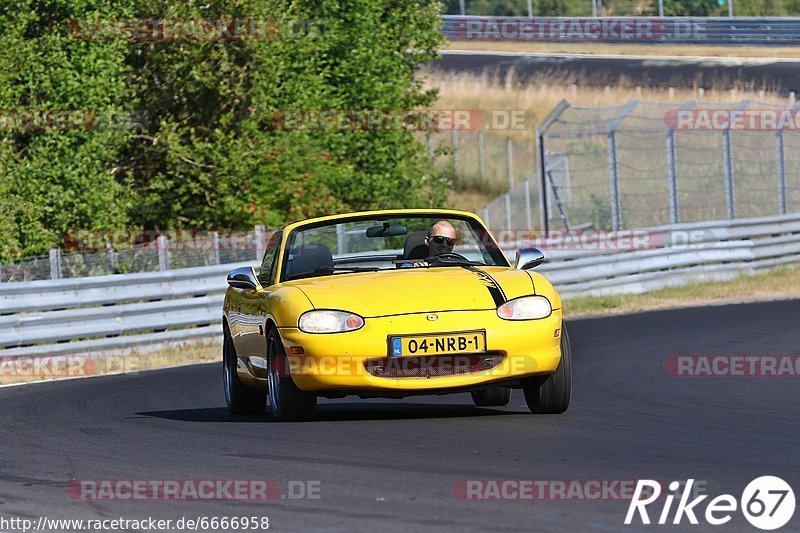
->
[278, 309, 563, 392]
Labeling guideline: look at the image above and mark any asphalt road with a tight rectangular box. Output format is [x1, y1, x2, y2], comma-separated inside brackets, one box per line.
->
[1, 300, 798, 532]
[430, 51, 800, 93]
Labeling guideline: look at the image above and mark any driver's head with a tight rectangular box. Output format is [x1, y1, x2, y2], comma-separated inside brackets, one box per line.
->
[425, 220, 457, 256]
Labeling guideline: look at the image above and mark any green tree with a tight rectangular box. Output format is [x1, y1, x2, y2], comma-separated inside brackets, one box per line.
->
[0, 0, 136, 258]
[0, 0, 449, 261]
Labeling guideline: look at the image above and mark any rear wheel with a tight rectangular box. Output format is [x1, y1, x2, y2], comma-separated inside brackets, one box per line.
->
[223, 326, 266, 414]
[471, 386, 512, 406]
[267, 327, 317, 422]
[523, 323, 572, 414]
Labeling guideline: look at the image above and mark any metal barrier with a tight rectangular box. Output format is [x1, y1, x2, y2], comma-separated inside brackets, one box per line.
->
[0, 262, 249, 357]
[442, 16, 800, 45]
[1, 213, 799, 357]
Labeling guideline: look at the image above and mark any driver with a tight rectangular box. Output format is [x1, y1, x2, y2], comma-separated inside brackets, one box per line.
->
[404, 220, 457, 267]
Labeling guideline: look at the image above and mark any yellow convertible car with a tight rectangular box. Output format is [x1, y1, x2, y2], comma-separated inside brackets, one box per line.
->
[223, 209, 571, 421]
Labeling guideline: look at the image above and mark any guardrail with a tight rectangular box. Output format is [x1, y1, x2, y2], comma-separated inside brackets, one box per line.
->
[535, 213, 800, 295]
[0, 262, 249, 357]
[442, 16, 800, 45]
[1, 213, 799, 358]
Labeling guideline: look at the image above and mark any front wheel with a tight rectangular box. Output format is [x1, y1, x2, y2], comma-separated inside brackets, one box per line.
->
[522, 323, 572, 414]
[267, 328, 317, 422]
[223, 326, 266, 414]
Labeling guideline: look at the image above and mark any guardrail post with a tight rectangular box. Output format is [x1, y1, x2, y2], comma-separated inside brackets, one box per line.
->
[478, 130, 485, 180]
[524, 178, 533, 230]
[722, 129, 735, 219]
[776, 130, 787, 215]
[157, 236, 168, 271]
[451, 128, 459, 176]
[607, 131, 622, 231]
[49, 248, 62, 280]
[506, 137, 514, 189]
[666, 130, 679, 224]
[212, 231, 220, 265]
[254, 225, 266, 262]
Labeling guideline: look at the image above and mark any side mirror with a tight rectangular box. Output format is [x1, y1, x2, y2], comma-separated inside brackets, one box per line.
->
[227, 266, 260, 290]
[515, 248, 545, 270]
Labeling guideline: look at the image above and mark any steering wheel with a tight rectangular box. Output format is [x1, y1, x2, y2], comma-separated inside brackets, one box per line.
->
[428, 252, 469, 263]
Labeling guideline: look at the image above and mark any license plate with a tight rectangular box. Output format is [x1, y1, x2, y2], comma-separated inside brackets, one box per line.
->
[390, 331, 486, 357]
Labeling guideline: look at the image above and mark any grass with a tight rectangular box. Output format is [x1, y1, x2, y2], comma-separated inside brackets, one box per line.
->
[565, 265, 800, 317]
[444, 40, 800, 59]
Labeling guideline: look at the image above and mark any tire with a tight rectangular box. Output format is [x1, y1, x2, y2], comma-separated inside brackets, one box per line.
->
[267, 327, 317, 422]
[471, 386, 512, 406]
[223, 325, 267, 415]
[523, 323, 572, 414]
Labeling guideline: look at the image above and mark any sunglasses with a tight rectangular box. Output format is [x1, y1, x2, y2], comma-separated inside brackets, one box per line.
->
[430, 235, 456, 246]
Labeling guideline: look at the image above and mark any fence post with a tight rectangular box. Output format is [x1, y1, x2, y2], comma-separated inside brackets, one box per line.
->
[604, 99, 637, 231]
[534, 100, 570, 235]
[451, 128, 459, 176]
[722, 129, 735, 219]
[157, 236, 169, 271]
[506, 137, 514, 190]
[212, 231, 220, 265]
[254, 224, 266, 262]
[607, 131, 622, 231]
[776, 130, 787, 215]
[427, 134, 434, 159]
[535, 131, 549, 233]
[478, 130, 485, 180]
[666, 130, 679, 224]
[49, 248, 62, 280]
[504, 192, 512, 231]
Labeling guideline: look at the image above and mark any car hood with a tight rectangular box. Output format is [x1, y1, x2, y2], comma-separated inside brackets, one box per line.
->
[284, 266, 536, 317]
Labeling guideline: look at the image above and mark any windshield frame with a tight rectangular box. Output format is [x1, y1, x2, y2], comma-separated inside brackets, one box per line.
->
[278, 212, 509, 282]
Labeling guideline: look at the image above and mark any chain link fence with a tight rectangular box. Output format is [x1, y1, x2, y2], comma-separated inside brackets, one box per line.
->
[477, 99, 800, 233]
[0, 228, 267, 283]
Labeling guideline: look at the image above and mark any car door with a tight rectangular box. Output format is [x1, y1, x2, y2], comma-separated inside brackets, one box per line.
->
[232, 230, 282, 357]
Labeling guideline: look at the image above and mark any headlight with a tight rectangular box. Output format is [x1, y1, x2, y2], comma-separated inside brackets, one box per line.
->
[298, 310, 365, 333]
[497, 296, 552, 320]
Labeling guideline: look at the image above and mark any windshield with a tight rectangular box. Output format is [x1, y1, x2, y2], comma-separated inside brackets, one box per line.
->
[281, 215, 508, 281]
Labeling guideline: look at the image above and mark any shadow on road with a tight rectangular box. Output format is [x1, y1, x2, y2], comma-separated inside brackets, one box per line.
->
[135, 403, 528, 423]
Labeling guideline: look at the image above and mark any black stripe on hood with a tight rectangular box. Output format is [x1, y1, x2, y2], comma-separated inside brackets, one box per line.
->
[461, 265, 506, 307]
